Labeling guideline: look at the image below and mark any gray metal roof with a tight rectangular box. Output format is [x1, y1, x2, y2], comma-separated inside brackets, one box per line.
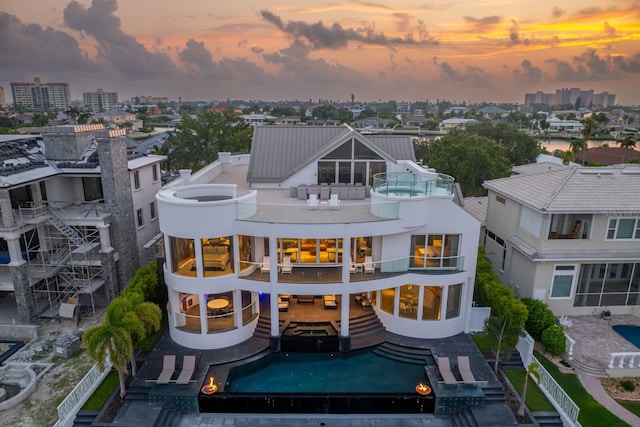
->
[484, 164, 640, 213]
[247, 126, 414, 183]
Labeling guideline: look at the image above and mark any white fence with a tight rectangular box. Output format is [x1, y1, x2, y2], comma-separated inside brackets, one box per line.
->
[469, 306, 491, 332]
[54, 360, 113, 427]
[516, 334, 581, 426]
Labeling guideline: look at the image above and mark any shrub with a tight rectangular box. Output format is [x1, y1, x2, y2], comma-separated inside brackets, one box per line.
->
[541, 324, 566, 356]
[621, 380, 636, 392]
[522, 298, 557, 340]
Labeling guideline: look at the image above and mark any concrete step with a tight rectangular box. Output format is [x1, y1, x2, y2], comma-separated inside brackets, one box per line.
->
[570, 356, 608, 377]
[532, 411, 564, 426]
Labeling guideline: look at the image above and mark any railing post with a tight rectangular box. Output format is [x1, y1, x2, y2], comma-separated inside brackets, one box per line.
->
[608, 354, 616, 369]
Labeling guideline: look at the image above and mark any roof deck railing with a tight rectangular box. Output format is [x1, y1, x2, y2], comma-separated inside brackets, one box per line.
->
[372, 172, 454, 197]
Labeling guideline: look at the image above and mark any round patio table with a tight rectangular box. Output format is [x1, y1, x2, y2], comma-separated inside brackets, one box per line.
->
[207, 299, 230, 310]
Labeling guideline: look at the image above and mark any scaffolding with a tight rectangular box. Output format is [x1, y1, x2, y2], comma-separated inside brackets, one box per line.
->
[19, 202, 109, 320]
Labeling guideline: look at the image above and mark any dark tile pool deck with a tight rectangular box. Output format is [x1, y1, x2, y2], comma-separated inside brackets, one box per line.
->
[114, 328, 520, 427]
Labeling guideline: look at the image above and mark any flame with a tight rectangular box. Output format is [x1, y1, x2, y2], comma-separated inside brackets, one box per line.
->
[209, 377, 215, 388]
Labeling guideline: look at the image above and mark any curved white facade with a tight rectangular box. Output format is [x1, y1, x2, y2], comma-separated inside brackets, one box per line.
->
[157, 128, 480, 350]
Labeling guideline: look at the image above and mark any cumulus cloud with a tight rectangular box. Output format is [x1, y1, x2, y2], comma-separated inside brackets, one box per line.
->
[508, 20, 529, 46]
[260, 9, 438, 50]
[545, 48, 637, 81]
[0, 12, 97, 74]
[437, 62, 491, 86]
[63, 0, 176, 77]
[612, 52, 640, 73]
[512, 59, 543, 83]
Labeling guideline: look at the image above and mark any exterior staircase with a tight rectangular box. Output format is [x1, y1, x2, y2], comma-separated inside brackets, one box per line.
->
[72, 410, 100, 427]
[532, 411, 564, 427]
[372, 342, 433, 365]
[338, 311, 386, 349]
[45, 205, 86, 246]
[451, 406, 479, 427]
[569, 355, 608, 377]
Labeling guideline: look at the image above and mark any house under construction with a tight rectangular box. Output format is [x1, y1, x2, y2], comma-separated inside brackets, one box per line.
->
[0, 126, 165, 324]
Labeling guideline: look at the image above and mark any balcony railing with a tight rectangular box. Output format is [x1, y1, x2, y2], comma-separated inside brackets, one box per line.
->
[236, 201, 399, 223]
[372, 172, 454, 197]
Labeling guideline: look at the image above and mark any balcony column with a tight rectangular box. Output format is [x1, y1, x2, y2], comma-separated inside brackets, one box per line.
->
[6, 236, 23, 265]
[340, 237, 351, 338]
[269, 236, 280, 339]
[0, 198, 15, 228]
[97, 224, 113, 253]
[200, 293, 208, 334]
[233, 289, 242, 329]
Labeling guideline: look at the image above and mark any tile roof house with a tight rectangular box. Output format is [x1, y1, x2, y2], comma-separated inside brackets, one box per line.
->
[482, 162, 640, 316]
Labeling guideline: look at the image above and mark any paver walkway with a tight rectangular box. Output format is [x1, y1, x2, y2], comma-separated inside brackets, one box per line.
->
[578, 372, 640, 427]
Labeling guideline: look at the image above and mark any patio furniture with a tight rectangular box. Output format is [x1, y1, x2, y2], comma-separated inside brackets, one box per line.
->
[176, 355, 196, 384]
[364, 256, 375, 274]
[156, 355, 176, 384]
[278, 297, 289, 312]
[260, 256, 270, 274]
[297, 295, 315, 304]
[457, 356, 482, 386]
[360, 297, 372, 310]
[281, 256, 293, 274]
[349, 260, 356, 274]
[307, 193, 319, 209]
[437, 357, 457, 385]
[324, 295, 338, 309]
[328, 193, 340, 209]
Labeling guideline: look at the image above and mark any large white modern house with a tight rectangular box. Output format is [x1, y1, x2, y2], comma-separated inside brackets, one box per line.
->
[157, 125, 481, 350]
[482, 162, 640, 316]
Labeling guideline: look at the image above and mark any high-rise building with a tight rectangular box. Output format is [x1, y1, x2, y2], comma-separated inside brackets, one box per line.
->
[0, 86, 6, 107]
[10, 77, 71, 110]
[524, 88, 616, 108]
[83, 88, 119, 112]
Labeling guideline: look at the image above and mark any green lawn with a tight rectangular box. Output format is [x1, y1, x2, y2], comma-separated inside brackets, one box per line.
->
[534, 351, 628, 427]
[504, 369, 555, 411]
[471, 333, 498, 350]
[81, 370, 119, 411]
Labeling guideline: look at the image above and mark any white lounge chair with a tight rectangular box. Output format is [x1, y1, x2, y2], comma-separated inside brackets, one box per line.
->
[307, 193, 319, 209]
[364, 256, 375, 274]
[437, 356, 457, 385]
[176, 355, 196, 384]
[261, 256, 270, 274]
[278, 297, 289, 311]
[324, 295, 338, 309]
[281, 256, 292, 274]
[156, 355, 176, 384]
[457, 356, 477, 385]
[328, 193, 340, 209]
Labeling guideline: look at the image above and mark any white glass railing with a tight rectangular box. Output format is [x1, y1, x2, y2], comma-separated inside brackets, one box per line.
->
[237, 201, 399, 223]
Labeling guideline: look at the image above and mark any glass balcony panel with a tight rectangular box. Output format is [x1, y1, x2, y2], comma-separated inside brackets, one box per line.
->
[237, 201, 399, 223]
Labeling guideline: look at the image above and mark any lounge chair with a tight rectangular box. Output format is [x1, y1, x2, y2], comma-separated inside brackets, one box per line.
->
[457, 356, 477, 384]
[437, 356, 457, 385]
[156, 355, 176, 384]
[307, 193, 319, 209]
[324, 295, 338, 309]
[261, 256, 270, 274]
[278, 297, 289, 312]
[328, 193, 340, 209]
[281, 256, 292, 274]
[176, 355, 196, 384]
[364, 256, 375, 274]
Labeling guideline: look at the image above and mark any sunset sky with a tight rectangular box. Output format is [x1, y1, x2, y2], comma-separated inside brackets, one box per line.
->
[1, 0, 639, 104]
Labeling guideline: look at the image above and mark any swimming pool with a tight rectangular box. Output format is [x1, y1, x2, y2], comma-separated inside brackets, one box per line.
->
[613, 324, 640, 349]
[225, 349, 427, 393]
[199, 346, 436, 414]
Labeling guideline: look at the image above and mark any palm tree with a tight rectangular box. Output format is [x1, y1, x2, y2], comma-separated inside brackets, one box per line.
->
[65, 106, 81, 125]
[618, 134, 637, 149]
[118, 293, 162, 376]
[518, 363, 541, 417]
[484, 312, 525, 374]
[569, 138, 587, 164]
[82, 299, 146, 398]
[560, 150, 574, 165]
[579, 117, 597, 163]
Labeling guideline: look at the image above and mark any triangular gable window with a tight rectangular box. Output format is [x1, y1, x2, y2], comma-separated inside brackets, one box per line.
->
[322, 138, 383, 160]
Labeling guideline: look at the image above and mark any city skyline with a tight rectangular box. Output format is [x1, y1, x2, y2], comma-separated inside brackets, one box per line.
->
[2, 0, 640, 105]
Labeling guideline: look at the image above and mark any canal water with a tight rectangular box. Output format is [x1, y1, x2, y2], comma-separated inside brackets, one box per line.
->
[540, 138, 617, 153]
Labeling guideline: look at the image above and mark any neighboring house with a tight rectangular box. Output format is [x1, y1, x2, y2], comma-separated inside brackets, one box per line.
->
[157, 125, 480, 350]
[402, 115, 427, 127]
[576, 147, 640, 165]
[482, 162, 640, 316]
[547, 118, 583, 133]
[274, 116, 302, 126]
[439, 118, 478, 132]
[352, 117, 392, 129]
[90, 110, 141, 131]
[0, 125, 165, 324]
[242, 114, 277, 126]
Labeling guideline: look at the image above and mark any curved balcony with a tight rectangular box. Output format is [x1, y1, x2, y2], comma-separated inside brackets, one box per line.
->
[372, 173, 454, 197]
[239, 254, 465, 284]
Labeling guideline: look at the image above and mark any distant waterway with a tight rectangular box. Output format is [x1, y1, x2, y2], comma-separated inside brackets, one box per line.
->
[539, 138, 617, 153]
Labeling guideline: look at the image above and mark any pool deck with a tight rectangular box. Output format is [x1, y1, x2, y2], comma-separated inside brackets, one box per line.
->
[116, 326, 515, 426]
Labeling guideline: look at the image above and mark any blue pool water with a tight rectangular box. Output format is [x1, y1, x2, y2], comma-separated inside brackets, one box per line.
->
[612, 325, 640, 349]
[225, 349, 428, 393]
